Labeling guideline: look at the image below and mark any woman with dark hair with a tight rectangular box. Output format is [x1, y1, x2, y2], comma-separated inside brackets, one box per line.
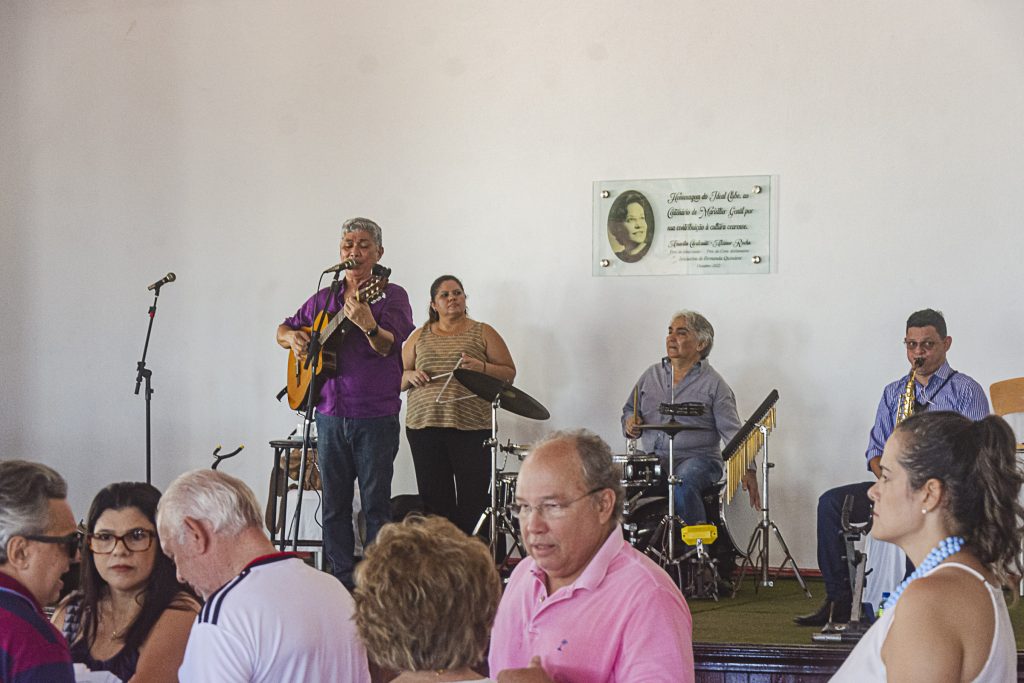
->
[401, 275, 516, 535]
[833, 412, 1022, 681]
[607, 190, 654, 263]
[52, 482, 199, 682]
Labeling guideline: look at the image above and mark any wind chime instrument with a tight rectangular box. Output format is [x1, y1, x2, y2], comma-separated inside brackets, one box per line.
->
[722, 389, 779, 505]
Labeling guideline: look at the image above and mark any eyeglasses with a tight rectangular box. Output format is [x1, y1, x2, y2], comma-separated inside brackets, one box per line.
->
[87, 528, 156, 554]
[510, 488, 606, 521]
[903, 339, 941, 351]
[22, 532, 82, 559]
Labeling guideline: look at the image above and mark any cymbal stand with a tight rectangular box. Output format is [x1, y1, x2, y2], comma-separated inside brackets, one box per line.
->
[732, 424, 810, 596]
[472, 395, 525, 563]
[641, 365, 690, 590]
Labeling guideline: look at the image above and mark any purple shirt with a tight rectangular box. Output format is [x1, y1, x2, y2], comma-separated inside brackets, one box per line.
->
[0, 573, 75, 683]
[282, 281, 414, 418]
[489, 525, 694, 683]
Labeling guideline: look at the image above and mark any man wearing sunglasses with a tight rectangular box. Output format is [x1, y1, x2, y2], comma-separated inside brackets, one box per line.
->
[0, 460, 77, 683]
[795, 309, 990, 628]
[489, 430, 693, 683]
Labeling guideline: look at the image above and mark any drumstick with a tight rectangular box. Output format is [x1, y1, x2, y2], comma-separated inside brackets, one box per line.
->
[633, 385, 639, 423]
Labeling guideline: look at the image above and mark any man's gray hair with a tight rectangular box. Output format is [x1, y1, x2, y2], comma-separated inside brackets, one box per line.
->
[531, 429, 625, 522]
[671, 310, 715, 359]
[157, 469, 263, 544]
[342, 217, 384, 247]
[0, 460, 67, 564]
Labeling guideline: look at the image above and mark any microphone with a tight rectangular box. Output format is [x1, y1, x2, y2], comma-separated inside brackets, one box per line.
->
[323, 259, 357, 274]
[147, 273, 176, 291]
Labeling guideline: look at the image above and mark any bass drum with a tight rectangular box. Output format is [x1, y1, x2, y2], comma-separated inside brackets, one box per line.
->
[715, 481, 760, 568]
[623, 485, 752, 579]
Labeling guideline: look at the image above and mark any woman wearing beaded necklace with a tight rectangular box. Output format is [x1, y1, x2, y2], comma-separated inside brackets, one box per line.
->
[833, 411, 1022, 681]
[52, 482, 199, 682]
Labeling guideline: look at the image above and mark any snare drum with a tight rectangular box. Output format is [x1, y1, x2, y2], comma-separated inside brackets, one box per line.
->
[612, 453, 662, 489]
[495, 472, 518, 509]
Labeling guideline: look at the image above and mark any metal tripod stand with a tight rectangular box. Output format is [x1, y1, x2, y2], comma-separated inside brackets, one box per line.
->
[472, 394, 526, 563]
[640, 432, 688, 589]
[733, 424, 811, 596]
[452, 368, 549, 566]
[813, 496, 874, 642]
[635, 364, 708, 591]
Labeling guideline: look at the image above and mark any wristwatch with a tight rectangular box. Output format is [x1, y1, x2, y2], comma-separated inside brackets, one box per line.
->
[366, 325, 380, 338]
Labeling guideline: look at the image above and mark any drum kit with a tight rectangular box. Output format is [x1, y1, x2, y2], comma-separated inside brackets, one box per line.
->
[453, 368, 547, 566]
[452, 369, 753, 599]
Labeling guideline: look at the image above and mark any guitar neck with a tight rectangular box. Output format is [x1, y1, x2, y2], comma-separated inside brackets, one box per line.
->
[320, 308, 350, 343]
[319, 277, 383, 344]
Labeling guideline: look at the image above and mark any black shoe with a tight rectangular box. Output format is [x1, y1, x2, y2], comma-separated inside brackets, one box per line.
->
[793, 599, 852, 626]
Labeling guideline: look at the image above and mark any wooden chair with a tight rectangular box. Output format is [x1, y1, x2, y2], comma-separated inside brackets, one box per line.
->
[990, 377, 1024, 451]
[989, 377, 1024, 595]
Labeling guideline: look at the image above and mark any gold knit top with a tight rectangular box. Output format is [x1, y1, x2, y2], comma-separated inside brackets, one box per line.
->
[405, 321, 491, 431]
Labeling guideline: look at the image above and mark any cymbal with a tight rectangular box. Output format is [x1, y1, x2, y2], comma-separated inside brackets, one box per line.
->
[636, 421, 706, 435]
[453, 369, 550, 421]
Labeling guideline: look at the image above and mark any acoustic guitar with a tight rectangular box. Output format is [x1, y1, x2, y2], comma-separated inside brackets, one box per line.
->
[285, 265, 391, 411]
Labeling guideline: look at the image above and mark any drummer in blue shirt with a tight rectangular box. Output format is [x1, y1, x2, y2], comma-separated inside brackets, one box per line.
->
[621, 310, 760, 525]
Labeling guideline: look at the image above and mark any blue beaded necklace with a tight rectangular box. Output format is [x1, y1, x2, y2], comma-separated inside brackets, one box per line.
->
[883, 535, 964, 611]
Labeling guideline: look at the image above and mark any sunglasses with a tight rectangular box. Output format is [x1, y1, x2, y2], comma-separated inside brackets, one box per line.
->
[22, 531, 82, 559]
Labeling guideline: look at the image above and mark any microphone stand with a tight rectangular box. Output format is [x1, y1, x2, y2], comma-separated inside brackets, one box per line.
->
[134, 284, 167, 484]
[286, 268, 343, 552]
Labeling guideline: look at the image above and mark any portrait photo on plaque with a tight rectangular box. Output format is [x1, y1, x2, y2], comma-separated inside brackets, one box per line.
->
[607, 190, 655, 263]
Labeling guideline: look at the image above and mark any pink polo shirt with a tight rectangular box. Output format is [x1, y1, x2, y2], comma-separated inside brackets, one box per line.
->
[488, 525, 694, 683]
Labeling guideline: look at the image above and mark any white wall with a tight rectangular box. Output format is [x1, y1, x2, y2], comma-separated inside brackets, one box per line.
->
[2, 0, 1022, 568]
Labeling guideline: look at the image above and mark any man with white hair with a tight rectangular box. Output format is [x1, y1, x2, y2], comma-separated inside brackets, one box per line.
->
[622, 310, 759, 524]
[157, 469, 370, 683]
[0, 460, 77, 683]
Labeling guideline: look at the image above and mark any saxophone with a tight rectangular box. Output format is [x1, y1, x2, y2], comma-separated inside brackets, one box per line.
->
[895, 357, 926, 424]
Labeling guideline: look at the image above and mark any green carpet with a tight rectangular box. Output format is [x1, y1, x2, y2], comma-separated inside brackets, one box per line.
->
[690, 577, 1024, 647]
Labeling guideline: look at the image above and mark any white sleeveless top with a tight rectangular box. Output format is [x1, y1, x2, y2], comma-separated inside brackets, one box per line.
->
[831, 562, 1016, 682]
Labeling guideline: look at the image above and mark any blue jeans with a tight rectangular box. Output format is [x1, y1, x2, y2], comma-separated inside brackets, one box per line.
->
[315, 413, 399, 589]
[671, 456, 724, 524]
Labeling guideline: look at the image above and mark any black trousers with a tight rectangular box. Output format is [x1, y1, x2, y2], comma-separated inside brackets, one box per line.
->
[406, 427, 491, 536]
[817, 481, 874, 602]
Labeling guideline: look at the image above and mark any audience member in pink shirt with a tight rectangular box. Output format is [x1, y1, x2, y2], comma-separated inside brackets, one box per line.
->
[489, 429, 694, 683]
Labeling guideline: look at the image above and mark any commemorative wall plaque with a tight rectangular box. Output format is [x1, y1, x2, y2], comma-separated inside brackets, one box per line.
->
[593, 175, 772, 277]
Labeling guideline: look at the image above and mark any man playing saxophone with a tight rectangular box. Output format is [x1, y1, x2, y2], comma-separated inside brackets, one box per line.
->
[794, 309, 990, 627]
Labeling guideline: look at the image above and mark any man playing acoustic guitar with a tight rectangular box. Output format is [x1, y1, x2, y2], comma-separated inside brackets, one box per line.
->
[277, 217, 414, 590]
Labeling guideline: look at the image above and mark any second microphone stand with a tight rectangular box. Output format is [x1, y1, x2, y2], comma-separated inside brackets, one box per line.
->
[134, 285, 168, 484]
[288, 269, 343, 551]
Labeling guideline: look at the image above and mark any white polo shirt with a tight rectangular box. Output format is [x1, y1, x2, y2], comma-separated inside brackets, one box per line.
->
[179, 553, 370, 683]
